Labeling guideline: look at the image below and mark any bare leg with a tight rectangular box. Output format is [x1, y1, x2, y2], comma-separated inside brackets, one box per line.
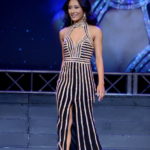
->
[66, 105, 73, 150]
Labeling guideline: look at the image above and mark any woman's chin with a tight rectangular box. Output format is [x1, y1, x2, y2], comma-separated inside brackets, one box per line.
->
[71, 18, 80, 23]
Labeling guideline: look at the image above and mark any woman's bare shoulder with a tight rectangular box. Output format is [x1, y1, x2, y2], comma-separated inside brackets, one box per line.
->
[59, 27, 70, 38]
[88, 25, 102, 36]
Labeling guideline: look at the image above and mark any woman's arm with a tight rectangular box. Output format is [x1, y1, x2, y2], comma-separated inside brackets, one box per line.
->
[93, 27, 105, 101]
[59, 29, 65, 68]
[94, 27, 104, 85]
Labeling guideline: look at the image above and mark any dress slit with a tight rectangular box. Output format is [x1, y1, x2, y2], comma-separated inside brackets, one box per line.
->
[64, 92, 78, 150]
[70, 101, 78, 150]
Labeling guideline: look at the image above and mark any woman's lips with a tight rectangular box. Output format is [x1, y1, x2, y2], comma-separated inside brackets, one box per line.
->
[71, 13, 78, 18]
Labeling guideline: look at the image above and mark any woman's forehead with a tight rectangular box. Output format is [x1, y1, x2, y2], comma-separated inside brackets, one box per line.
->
[69, 0, 80, 6]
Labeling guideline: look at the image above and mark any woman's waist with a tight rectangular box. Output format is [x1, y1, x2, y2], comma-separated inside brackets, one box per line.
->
[60, 63, 93, 75]
[64, 57, 91, 64]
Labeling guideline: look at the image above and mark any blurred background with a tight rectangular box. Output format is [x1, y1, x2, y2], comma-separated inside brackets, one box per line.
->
[0, 0, 150, 72]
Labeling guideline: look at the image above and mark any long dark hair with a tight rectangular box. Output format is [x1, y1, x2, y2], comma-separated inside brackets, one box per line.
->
[62, 0, 97, 27]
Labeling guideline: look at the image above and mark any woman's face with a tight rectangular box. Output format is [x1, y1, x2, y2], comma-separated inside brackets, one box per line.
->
[68, 0, 84, 23]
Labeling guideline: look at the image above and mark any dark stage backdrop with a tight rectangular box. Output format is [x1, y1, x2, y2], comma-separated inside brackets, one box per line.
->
[0, 0, 62, 70]
[0, 0, 149, 72]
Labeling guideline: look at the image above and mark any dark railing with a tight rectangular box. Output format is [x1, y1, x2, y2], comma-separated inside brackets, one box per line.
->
[0, 70, 149, 96]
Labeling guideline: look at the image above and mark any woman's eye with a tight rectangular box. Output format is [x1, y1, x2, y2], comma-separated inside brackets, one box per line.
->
[74, 6, 79, 9]
[68, 5, 79, 9]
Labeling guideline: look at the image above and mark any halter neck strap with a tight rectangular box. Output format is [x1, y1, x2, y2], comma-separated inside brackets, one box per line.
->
[68, 21, 88, 36]
[64, 21, 93, 46]
[72, 20, 87, 28]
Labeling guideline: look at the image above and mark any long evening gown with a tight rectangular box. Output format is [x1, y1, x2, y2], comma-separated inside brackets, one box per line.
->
[56, 21, 102, 150]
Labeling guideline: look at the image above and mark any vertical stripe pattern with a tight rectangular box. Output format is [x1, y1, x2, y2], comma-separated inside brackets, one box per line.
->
[56, 22, 102, 150]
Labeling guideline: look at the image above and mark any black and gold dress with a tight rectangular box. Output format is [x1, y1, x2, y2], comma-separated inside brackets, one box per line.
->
[56, 21, 102, 150]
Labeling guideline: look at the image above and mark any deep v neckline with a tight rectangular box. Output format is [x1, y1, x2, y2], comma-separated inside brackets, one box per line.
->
[69, 34, 87, 48]
[68, 22, 88, 48]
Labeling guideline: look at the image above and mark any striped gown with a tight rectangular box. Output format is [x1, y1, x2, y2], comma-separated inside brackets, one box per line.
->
[56, 22, 102, 150]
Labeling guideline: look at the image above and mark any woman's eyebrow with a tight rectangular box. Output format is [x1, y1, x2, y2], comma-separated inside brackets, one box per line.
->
[69, 4, 79, 7]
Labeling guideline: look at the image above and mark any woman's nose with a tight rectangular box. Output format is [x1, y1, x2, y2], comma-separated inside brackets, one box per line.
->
[70, 8, 76, 13]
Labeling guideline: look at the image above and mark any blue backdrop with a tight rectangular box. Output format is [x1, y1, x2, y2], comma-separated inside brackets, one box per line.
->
[0, 0, 149, 72]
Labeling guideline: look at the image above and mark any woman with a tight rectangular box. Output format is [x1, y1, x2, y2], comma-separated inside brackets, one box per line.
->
[56, 0, 105, 149]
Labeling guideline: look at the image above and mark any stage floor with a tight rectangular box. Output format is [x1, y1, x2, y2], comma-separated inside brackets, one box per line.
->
[0, 93, 150, 150]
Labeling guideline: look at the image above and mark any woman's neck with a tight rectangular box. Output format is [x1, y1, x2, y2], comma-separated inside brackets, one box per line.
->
[72, 19, 86, 28]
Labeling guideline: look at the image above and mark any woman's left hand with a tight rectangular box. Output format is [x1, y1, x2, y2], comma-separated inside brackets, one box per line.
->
[96, 83, 105, 102]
